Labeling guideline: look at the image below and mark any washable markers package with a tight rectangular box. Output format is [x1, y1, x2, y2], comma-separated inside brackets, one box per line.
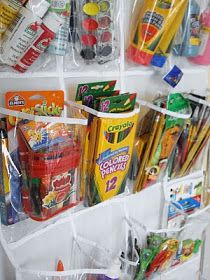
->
[132, 93, 191, 192]
[127, 0, 188, 68]
[168, 94, 210, 179]
[163, 171, 205, 229]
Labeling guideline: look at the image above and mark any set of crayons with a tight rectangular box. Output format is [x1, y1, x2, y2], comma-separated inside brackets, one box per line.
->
[169, 96, 210, 178]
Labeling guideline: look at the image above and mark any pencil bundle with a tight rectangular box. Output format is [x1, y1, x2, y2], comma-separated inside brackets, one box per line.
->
[133, 93, 191, 193]
[169, 95, 210, 179]
[75, 81, 139, 206]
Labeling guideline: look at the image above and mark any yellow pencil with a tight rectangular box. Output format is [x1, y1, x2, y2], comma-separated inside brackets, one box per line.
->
[135, 113, 161, 192]
[147, 113, 165, 167]
[188, 106, 199, 150]
[179, 115, 210, 177]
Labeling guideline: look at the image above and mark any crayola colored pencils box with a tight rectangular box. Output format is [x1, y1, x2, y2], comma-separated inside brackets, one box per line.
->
[87, 110, 139, 206]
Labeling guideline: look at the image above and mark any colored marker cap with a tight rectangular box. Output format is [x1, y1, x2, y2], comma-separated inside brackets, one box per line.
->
[57, 260, 64, 271]
[151, 54, 167, 68]
[127, 45, 153, 66]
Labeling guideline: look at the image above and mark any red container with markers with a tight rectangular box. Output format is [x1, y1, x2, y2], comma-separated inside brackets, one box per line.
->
[17, 120, 83, 221]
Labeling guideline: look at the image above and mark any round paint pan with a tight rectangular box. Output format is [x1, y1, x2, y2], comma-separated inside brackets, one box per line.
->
[83, 2, 100, 16]
[81, 34, 97, 46]
[80, 48, 96, 60]
[98, 0, 110, 13]
[82, 18, 98, 31]
[99, 45, 112, 57]
[98, 16, 111, 29]
[100, 31, 112, 43]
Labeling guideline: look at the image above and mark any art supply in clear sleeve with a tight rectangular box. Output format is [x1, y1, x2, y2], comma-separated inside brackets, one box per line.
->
[47, 0, 71, 56]
[75, 0, 117, 64]
[133, 227, 203, 280]
[0, 0, 22, 38]
[3, 90, 87, 222]
[1, 0, 50, 66]
[134, 93, 190, 192]
[0, 118, 23, 225]
[127, 0, 188, 66]
[13, 12, 62, 73]
[190, 4, 210, 64]
[165, 172, 204, 229]
[2, 91, 64, 223]
[173, 0, 201, 57]
[75, 81, 139, 206]
[169, 96, 210, 179]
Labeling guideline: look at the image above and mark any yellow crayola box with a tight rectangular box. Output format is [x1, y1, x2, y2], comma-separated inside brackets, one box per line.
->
[87, 110, 139, 206]
[5, 90, 64, 130]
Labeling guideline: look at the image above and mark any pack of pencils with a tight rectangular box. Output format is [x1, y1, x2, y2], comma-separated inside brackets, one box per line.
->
[74, 81, 139, 206]
[168, 95, 210, 179]
[132, 93, 191, 192]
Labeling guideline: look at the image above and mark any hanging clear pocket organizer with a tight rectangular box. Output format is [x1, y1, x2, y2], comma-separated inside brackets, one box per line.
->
[0, 102, 87, 225]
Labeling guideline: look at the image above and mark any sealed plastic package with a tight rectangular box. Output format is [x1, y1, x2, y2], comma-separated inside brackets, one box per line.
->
[72, 80, 139, 206]
[65, 0, 120, 71]
[163, 171, 205, 229]
[168, 94, 210, 180]
[0, 0, 69, 73]
[173, 0, 210, 65]
[0, 91, 87, 224]
[126, 0, 188, 68]
[123, 215, 208, 280]
[130, 93, 191, 192]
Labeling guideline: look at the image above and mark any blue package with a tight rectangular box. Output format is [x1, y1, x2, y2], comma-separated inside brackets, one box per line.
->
[163, 65, 183, 88]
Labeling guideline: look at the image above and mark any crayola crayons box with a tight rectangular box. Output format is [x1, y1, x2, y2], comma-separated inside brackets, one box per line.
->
[85, 109, 139, 206]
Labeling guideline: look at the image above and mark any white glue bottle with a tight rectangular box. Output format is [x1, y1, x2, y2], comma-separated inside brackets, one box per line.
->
[1, 0, 50, 66]
[13, 12, 62, 73]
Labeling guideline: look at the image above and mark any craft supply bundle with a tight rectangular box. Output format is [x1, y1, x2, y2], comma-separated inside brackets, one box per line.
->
[121, 218, 207, 280]
[74, 80, 139, 206]
[0, 91, 87, 224]
[129, 93, 192, 191]
[0, 0, 120, 72]
[1, 0, 210, 74]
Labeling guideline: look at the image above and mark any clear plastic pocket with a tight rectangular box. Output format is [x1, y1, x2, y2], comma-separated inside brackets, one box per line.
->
[0, 103, 87, 224]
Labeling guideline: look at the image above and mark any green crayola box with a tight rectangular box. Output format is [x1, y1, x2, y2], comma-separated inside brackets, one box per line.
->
[87, 110, 139, 206]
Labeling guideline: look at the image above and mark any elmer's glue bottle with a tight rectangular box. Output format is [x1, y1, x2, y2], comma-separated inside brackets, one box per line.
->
[175, 0, 201, 57]
[190, 5, 210, 64]
[13, 12, 62, 73]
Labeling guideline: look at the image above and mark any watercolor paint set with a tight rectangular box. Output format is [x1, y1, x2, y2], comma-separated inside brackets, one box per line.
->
[76, 0, 116, 64]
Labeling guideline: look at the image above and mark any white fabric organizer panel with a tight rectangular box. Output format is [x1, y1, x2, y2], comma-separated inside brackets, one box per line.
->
[0, 183, 208, 280]
[0, 0, 210, 279]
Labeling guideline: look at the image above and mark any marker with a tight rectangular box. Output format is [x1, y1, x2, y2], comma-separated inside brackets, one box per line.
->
[57, 260, 64, 271]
